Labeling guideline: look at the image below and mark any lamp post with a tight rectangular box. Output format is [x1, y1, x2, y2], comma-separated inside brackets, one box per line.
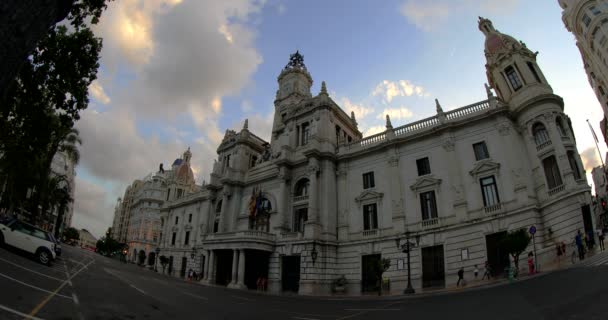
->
[396, 231, 420, 294]
[154, 247, 160, 272]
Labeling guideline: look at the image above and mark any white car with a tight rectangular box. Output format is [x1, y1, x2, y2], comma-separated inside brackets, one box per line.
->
[0, 217, 56, 265]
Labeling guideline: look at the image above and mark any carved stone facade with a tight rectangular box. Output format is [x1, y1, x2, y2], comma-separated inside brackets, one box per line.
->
[156, 19, 592, 295]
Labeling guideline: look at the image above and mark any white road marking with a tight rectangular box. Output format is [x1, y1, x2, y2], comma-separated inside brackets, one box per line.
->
[0, 303, 44, 320]
[0, 271, 72, 299]
[72, 293, 79, 305]
[180, 291, 208, 300]
[292, 317, 320, 320]
[105, 268, 151, 297]
[231, 295, 255, 302]
[0, 256, 65, 281]
[130, 284, 147, 295]
[68, 259, 85, 266]
[343, 309, 400, 311]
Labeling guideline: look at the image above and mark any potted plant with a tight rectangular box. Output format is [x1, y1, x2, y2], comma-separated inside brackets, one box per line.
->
[332, 275, 347, 294]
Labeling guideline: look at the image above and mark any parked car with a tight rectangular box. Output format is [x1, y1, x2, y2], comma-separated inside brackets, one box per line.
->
[0, 217, 57, 265]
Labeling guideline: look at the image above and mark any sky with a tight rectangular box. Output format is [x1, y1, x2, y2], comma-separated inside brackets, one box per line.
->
[71, 0, 608, 238]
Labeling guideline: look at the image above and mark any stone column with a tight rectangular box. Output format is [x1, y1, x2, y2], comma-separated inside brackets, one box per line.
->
[219, 189, 230, 233]
[336, 164, 348, 240]
[274, 167, 289, 232]
[228, 249, 239, 287]
[386, 148, 405, 233]
[208, 250, 216, 284]
[202, 250, 210, 281]
[305, 158, 321, 239]
[236, 249, 246, 288]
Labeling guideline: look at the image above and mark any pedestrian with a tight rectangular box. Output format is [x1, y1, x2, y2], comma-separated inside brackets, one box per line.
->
[527, 252, 535, 275]
[598, 229, 605, 251]
[457, 267, 465, 287]
[187, 269, 193, 282]
[556, 242, 563, 265]
[482, 261, 492, 280]
[576, 230, 585, 261]
[474, 265, 479, 279]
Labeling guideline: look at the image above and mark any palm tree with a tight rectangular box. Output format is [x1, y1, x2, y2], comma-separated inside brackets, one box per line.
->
[45, 175, 73, 238]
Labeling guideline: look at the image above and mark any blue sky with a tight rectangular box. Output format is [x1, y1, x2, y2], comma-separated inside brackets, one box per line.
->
[72, 0, 606, 238]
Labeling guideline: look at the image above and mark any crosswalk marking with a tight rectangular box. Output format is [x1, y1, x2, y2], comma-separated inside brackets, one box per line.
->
[574, 251, 608, 267]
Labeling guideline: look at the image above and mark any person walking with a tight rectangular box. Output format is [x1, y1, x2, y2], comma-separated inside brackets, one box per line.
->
[187, 269, 193, 282]
[598, 229, 605, 251]
[527, 252, 535, 275]
[576, 230, 585, 261]
[457, 267, 465, 287]
[482, 261, 492, 280]
[474, 265, 479, 279]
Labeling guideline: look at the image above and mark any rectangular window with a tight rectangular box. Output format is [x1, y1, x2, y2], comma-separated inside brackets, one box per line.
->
[583, 13, 592, 27]
[188, 214, 192, 223]
[293, 208, 308, 232]
[213, 219, 219, 233]
[171, 232, 176, 245]
[473, 142, 490, 161]
[480, 176, 500, 207]
[420, 191, 438, 220]
[567, 151, 583, 180]
[526, 62, 542, 83]
[416, 157, 431, 176]
[362, 172, 375, 189]
[301, 122, 310, 145]
[505, 66, 523, 91]
[543, 156, 564, 189]
[175, 216, 179, 225]
[167, 189, 171, 201]
[184, 231, 190, 245]
[249, 155, 257, 168]
[177, 189, 183, 199]
[363, 203, 378, 230]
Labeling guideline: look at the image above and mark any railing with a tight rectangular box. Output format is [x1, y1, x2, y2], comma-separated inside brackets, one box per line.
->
[293, 195, 309, 202]
[444, 100, 491, 121]
[359, 131, 386, 147]
[205, 230, 276, 242]
[394, 116, 440, 137]
[343, 99, 492, 151]
[548, 184, 565, 196]
[281, 232, 301, 240]
[421, 217, 439, 228]
[362, 229, 379, 237]
[536, 140, 552, 151]
[484, 203, 502, 213]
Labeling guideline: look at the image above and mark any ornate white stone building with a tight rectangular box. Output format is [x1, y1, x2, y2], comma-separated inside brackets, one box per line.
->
[560, 0, 608, 144]
[158, 18, 592, 295]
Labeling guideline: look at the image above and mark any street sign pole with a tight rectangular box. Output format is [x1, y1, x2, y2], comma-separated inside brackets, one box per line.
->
[529, 226, 538, 272]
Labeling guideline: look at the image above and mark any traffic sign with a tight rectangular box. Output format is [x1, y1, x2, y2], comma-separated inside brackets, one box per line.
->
[529, 225, 536, 235]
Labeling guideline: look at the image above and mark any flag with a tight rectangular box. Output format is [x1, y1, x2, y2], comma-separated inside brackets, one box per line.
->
[588, 119, 599, 143]
[248, 188, 257, 217]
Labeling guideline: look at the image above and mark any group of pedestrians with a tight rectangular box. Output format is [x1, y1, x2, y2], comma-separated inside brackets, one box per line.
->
[457, 261, 493, 287]
[573, 229, 605, 261]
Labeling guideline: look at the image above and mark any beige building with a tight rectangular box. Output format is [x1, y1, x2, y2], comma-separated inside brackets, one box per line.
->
[157, 19, 592, 295]
[559, 0, 608, 143]
[78, 229, 97, 248]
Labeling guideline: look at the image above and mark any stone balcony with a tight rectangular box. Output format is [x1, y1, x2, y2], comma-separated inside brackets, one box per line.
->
[202, 230, 276, 252]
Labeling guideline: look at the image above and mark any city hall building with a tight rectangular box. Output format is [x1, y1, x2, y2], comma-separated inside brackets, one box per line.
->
[154, 18, 593, 295]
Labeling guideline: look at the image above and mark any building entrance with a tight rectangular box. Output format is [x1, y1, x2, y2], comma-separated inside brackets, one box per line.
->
[215, 250, 233, 285]
[244, 250, 270, 290]
[422, 245, 445, 288]
[361, 254, 381, 293]
[486, 231, 509, 277]
[281, 255, 300, 292]
[180, 257, 187, 278]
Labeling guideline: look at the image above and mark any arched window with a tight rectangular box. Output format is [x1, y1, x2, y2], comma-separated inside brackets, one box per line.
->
[532, 122, 551, 146]
[214, 200, 222, 233]
[295, 178, 310, 197]
[556, 117, 568, 136]
[505, 65, 523, 91]
[216, 200, 222, 213]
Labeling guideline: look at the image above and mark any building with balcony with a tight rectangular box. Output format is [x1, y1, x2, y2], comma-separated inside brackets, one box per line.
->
[158, 18, 592, 295]
[559, 0, 608, 144]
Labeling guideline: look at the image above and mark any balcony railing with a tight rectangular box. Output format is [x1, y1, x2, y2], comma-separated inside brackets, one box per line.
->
[421, 217, 439, 228]
[484, 203, 502, 213]
[204, 230, 276, 242]
[293, 195, 309, 202]
[548, 184, 565, 196]
[536, 140, 552, 151]
[362, 229, 379, 237]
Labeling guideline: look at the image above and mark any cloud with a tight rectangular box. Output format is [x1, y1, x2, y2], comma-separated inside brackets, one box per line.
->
[362, 125, 386, 137]
[372, 80, 427, 102]
[241, 99, 253, 112]
[377, 107, 414, 121]
[580, 147, 601, 173]
[399, 0, 520, 32]
[89, 80, 111, 104]
[336, 96, 374, 120]
[277, 3, 286, 15]
[71, 176, 115, 239]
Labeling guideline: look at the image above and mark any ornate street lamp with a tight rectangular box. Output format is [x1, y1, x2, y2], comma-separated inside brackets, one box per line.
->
[396, 231, 420, 294]
[311, 241, 318, 265]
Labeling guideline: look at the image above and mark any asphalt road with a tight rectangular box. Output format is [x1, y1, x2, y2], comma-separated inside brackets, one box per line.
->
[1, 244, 607, 320]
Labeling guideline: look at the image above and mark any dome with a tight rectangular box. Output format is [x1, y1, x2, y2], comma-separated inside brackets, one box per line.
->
[176, 163, 194, 183]
[172, 158, 183, 166]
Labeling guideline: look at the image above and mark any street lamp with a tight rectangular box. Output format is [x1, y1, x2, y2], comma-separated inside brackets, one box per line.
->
[396, 231, 420, 294]
[154, 247, 160, 272]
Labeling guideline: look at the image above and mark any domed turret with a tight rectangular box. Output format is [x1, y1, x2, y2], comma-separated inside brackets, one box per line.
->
[275, 51, 313, 104]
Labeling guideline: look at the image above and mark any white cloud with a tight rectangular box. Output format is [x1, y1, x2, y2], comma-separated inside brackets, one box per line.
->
[277, 3, 287, 15]
[581, 147, 601, 173]
[71, 176, 115, 239]
[337, 96, 374, 120]
[362, 125, 386, 137]
[377, 107, 414, 121]
[89, 80, 111, 104]
[399, 0, 520, 32]
[372, 80, 427, 103]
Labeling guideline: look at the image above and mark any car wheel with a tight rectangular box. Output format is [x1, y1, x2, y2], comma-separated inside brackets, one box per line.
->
[36, 248, 52, 266]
